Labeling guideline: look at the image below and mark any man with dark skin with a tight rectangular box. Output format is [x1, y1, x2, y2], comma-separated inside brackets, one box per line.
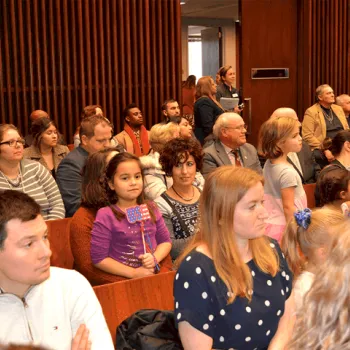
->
[114, 103, 150, 156]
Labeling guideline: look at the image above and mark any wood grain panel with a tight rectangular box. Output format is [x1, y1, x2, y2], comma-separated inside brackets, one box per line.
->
[0, 0, 182, 141]
[240, 0, 298, 146]
[297, 0, 350, 117]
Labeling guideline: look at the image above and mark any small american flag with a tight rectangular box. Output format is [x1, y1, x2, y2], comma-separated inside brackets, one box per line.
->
[126, 204, 151, 223]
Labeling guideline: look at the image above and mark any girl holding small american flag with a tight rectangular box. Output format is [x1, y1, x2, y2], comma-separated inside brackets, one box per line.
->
[90, 152, 172, 279]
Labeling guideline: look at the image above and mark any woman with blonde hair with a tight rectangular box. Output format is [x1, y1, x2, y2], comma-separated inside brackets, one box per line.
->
[260, 116, 306, 242]
[282, 208, 345, 313]
[289, 220, 350, 349]
[193, 76, 224, 144]
[141, 122, 204, 200]
[174, 166, 294, 350]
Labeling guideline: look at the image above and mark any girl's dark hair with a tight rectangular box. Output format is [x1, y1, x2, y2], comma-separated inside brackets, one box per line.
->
[159, 138, 203, 176]
[104, 152, 156, 222]
[81, 147, 122, 209]
[318, 167, 350, 205]
[327, 130, 350, 157]
[31, 117, 58, 147]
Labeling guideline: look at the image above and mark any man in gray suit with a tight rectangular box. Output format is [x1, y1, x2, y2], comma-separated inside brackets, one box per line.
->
[201, 112, 262, 177]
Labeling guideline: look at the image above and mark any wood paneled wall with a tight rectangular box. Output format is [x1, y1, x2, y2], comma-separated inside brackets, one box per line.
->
[298, 0, 350, 117]
[0, 0, 182, 142]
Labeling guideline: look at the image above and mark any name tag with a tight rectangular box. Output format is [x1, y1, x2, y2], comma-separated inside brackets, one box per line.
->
[232, 93, 238, 98]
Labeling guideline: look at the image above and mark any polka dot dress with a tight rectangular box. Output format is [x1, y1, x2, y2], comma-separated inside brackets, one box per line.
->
[174, 240, 292, 350]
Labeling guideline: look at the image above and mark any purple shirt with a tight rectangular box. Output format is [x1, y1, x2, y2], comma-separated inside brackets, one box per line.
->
[90, 203, 171, 268]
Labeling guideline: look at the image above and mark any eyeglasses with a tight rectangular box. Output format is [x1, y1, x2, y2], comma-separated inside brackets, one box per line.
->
[224, 124, 247, 131]
[0, 139, 25, 147]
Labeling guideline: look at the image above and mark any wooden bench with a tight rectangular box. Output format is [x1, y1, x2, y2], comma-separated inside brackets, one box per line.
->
[47, 218, 74, 269]
[303, 183, 316, 209]
[93, 270, 176, 344]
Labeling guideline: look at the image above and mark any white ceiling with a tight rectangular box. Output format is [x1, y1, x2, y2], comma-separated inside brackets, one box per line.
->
[181, 0, 239, 19]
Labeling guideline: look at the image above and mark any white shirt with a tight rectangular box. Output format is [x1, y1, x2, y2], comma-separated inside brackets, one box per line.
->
[0, 267, 114, 350]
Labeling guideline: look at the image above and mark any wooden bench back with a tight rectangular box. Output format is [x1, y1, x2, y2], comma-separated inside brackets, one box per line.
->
[94, 270, 176, 344]
[47, 218, 74, 269]
[303, 183, 316, 209]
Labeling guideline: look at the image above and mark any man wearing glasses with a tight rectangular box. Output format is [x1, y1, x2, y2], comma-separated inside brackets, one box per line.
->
[201, 112, 262, 177]
[114, 103, 150, 156]
[56, 115, 113, 217]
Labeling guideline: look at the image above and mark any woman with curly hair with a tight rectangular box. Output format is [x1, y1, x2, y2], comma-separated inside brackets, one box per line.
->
[289, 220, 350, 349]
[155, 138, 203, 260]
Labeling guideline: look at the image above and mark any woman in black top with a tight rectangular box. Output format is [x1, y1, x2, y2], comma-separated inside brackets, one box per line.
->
[194, 76, 224, 144]
[216, 65, 242, 113]
[174, 167, 295, 350]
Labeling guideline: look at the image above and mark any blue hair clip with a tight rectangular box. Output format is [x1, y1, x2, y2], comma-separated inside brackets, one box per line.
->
[294, 208, 312, 230]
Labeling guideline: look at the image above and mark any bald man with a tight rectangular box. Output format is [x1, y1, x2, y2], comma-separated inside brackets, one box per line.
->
[201, 112, 262, 177]
[270, 108, 320, 184]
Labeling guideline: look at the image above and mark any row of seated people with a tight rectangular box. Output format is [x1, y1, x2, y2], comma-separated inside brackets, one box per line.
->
[2, 106, 350, 271]
[1, 166, 350, 349]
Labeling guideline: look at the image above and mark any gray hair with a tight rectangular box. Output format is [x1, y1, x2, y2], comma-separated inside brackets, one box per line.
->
[213, 113, 241, 138]
[315, 84, 331, 101]
[336, 94, 350, 106]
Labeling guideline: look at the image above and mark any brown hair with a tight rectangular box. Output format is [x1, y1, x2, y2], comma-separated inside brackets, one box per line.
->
[176, 166, 279, 303]
[159, 138, 203, 177]
[30, 117, 59, 147]
[81, 147, 123, 209]
[281, 208, 345, 278]
[217, 65, 233, 84]
[0, 124, 21, 143]
[80, 104, 103, 120]
[104, 152, 156, 222]
[0, 190, 41, 250]
[79, 114, 113, 140]
[289, 221, 350, 349]
[327, 130, 350, 157]
[318, 167, 350, 206]
[260, 117, 299, 159]
[182, 75, 196, 89]
[195, 76, 224, 111]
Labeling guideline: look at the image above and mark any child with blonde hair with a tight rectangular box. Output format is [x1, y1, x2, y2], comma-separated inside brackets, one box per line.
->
[282, 207, 345, 314]
[288, 220, 350, 349]
[260, 117, 307, 241]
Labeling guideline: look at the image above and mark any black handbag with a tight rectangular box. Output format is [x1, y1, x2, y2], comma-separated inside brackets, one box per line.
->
[116, 309, 183, 350]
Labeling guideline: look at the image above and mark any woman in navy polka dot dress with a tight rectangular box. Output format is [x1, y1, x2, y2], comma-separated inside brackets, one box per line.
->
[174, 167, 295, 350]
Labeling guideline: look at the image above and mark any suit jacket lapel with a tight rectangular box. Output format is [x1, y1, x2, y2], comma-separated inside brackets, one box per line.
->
[215, 141, 231, 166]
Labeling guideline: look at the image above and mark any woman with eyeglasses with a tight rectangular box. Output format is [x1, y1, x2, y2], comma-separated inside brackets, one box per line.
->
[23, 117, 69, 179]
[0, 124, 65, 220]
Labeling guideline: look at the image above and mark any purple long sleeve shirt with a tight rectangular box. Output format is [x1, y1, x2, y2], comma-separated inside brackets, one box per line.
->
[90, 204, 171, 268]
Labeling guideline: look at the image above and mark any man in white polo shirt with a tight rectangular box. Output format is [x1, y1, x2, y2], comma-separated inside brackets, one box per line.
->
[0, 190, 114, 350]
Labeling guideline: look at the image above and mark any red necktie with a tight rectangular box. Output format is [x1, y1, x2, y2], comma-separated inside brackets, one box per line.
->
[231, 150, 241, 167]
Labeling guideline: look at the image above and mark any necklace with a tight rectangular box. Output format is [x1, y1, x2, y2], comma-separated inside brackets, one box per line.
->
[172, 185, 195, 202]
[322, 107, 334, 123]
[0, 166, 24, 191]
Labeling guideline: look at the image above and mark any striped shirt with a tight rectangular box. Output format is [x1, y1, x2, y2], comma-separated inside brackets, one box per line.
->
[0, 159, 65, 220]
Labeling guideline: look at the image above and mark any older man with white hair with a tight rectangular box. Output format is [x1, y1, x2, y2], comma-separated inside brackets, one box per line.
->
[201, 112, 261, 177]
[270, 108, 320, 183]
[336, 94, 350, 124]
